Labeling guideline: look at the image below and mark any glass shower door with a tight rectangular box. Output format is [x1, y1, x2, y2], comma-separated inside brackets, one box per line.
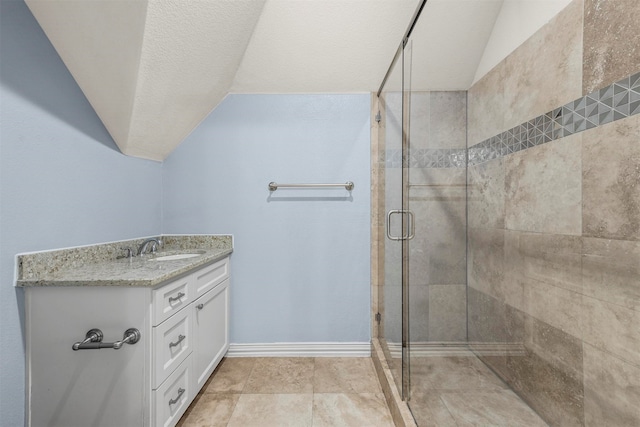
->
[379, 25, 468, 407]
[401, 39, 413, 399]
[379, 39, 414, 399]
[404, 16, 469, 419]
[379, 43, 406, 397]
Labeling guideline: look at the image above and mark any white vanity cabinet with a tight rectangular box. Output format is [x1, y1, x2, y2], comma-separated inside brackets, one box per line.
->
[150, 258, 230, 427]
[192, 279, 229, 391]
[25, 256, 230, 427]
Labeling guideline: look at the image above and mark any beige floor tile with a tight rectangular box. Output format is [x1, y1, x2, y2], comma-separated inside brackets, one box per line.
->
[409, 393, 458, 427]
[177, 393, 240, 427]
[244, 357, 314, 394]
[312, 393, 394, 427]
[439, 390, 548, 427]
[227, 393, 313, 427]
[313, 357, 381, 393]
[202, 357, 256, 393]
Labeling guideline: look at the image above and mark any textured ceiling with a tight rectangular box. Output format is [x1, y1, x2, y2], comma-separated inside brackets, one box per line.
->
[25, 0, 267, 161]
[23, 0, 568, 161]
[408, 0, 504, 91]
[231, 0, 419, 93]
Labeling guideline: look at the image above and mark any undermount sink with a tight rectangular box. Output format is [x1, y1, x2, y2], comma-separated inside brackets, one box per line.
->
[147, 250, 206, 261]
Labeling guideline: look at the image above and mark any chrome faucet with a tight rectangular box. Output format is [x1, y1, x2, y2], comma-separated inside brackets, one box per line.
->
[138, 238, 162, 256]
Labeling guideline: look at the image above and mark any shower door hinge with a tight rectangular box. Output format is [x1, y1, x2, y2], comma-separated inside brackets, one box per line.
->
[375, 111, 381, 123]
[375, 312, 382, 324]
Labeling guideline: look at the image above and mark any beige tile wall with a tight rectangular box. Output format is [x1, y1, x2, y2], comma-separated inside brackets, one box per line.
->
[466, 0, 640, 426]
[583, 0, 640, 94]
[372, 0, 639, 425]
[582, 114, 640, 240]
[468, 0, 583, 146]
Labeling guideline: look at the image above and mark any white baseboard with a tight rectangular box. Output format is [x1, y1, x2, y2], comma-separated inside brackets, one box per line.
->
[226, 342, 371, 358]
[468, 342, 526, 357]
[385, 341, 526, 358]
[386, 341, 471, 358]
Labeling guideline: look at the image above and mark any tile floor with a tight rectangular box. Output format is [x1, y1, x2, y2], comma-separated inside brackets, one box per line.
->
[177, 357, 394, 427]
[407, 356, 549, 426]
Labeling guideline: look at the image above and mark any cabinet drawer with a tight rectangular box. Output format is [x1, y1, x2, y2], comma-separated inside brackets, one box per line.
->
[153, 276, 190, 326]
[153, 357, 192, 427]
[190, 257, 229, 299]
[153, 308, 192, 388]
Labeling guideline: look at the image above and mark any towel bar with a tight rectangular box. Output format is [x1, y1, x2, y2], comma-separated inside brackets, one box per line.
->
[268, 181, 354, 191]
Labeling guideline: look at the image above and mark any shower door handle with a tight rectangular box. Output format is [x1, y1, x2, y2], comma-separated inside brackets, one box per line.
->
[407, 210, 415, 240]
[386, 210, 415, 241]
[387, 210, 403, 241]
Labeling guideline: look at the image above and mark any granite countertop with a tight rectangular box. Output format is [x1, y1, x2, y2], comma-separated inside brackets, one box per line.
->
[16, 235, 232, 288]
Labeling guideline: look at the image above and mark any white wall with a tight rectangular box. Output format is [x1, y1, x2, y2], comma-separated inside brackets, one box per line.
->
[473, 0, 573, 83]
[0, 2, 163, 425]
[162, 94, 372, 344]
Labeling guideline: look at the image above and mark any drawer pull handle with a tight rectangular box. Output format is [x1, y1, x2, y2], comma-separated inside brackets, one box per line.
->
[169, 334, 186, 348]
[168, 292, 185, 304]
[168, 388, 185, 405]
[196, 304, 204, 310]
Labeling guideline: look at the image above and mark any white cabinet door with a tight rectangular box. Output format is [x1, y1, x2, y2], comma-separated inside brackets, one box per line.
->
[192, 278, 229, 391]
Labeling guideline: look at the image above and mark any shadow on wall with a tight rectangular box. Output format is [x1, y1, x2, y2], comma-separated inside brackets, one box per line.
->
[0, 0, 118, 152]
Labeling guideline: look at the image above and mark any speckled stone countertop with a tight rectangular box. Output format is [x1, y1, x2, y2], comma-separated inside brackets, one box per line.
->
[16, 235, 232, 287]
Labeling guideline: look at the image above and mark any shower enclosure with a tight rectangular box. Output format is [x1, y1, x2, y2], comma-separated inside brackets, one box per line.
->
[374, 0, 640, 426]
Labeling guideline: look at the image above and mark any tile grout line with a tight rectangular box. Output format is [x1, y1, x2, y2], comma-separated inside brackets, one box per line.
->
[435, 393, 462, 427]
[226, 358, 257, 427]
[311, 357, 317, 426]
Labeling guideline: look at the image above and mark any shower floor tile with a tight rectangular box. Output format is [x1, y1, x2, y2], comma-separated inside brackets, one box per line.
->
[410, 356, 509, 392]
[408, 356, 549, 426]
[439, 390, 549, 426]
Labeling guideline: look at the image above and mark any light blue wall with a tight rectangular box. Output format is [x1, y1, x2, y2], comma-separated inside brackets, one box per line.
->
[1, 2, 372, 424]
[163, 94, 371, 343]
[0, 1, 163, 425]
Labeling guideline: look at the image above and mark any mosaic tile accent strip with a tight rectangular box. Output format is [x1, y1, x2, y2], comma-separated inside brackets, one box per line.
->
[385, 148, 467, 168]
[383, 72, 639, 168]
[469, 71, 640, 166]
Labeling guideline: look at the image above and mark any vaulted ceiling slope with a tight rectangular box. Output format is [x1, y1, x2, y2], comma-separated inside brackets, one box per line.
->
[25, 0, 418, 161]
[25, 0, 567, 161]
[25, 0, 268, 161]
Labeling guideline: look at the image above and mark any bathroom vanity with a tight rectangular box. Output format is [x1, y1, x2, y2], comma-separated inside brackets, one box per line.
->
[18, 235, 232, 427]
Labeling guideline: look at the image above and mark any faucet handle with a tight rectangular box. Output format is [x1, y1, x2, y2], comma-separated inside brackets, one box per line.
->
[138, 238, 162, 256]
[117, 247, 135, 259]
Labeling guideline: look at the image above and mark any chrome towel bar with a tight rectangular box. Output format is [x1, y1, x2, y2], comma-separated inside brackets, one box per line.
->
[72, 328, 141, 350]
[268, 181, 354, 191]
